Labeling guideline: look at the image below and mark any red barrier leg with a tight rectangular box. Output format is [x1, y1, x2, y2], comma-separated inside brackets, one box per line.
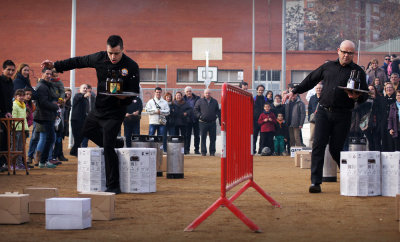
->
[184, 197, 224, 232]
[251, 181, 281, 208]
[223, 198, 261, 232]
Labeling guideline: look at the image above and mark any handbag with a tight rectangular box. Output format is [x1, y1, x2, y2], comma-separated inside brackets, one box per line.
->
[154, 99, 167, 126]
[309, 104, 319, 123]
[359, 102, 373, 131]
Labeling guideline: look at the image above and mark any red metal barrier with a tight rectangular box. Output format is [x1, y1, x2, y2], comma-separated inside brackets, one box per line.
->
[185, 83, 280, 232]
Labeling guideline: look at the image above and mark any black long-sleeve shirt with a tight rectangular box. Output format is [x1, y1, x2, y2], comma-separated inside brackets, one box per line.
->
[54, 51, 140, 120]
[292, 59, 368, 109]
[0, 75, 14, 117]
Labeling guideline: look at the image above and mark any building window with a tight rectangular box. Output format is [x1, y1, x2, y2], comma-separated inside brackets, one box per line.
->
[291, 70, 311, 84]
[373, 4, 379, 13]
[307, 2, 314, 8]
[140, 68, 166, 82]
[177, 69, 198, 83]
[217, 69, 243, 83]
[254, 70, 281, 91]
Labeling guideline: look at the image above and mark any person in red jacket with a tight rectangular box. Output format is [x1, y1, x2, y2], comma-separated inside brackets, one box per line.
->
[258, 103, 276, 155]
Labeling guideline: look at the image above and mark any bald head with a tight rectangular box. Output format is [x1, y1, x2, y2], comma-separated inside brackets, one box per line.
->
[204, 88, 211, 99]
[337, 40, 356, 66]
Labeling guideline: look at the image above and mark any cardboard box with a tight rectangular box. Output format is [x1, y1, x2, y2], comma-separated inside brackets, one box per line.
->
[0, 192, 29, 224]
[78, 192, 115, 221]
[290, 146, 303, 158]
[46, 198, 91, 230]
[295, 150, 311, 167]
[23, 187, 58, 214]
[340, 151, 381, 197]
[381, 152, 400, 197]
[300, 153, 312, 169]
[117, 148, 157, 193]
[77, 148, 106, 192]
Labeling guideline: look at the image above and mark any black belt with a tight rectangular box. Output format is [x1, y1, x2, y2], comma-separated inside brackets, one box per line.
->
[319, 105, 352, 113]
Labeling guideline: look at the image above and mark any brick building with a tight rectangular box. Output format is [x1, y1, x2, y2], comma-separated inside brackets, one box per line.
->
[0, 0, 388, 97]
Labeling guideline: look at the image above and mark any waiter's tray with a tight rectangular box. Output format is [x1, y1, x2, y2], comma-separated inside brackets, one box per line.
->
[99, 92, 140, 97]
[338, 86, 370, 94]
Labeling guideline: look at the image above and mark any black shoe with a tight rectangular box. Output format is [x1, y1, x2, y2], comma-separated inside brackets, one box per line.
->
[184, 151, 189, 155]
[194, 151, 200, 155]
[105, 187, 121, 194]
[210, 153, 215, 156]
[69, 149, 77, 157]
[309, 184, 321, 193]
[116, 137, 125, 148]
[58, 155, 68, 161]
[201, 153, 206, 156]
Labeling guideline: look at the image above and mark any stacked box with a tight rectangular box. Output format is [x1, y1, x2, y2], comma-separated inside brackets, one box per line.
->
[78, 192, 115, 221]
[295, 150, 311, 167]
[77, 148, 106, 192]
[381, 152, 400, 197]
[300, 153, 312, 169]
[290, 146, 303, 158]
[23, 187, 59, 213]
[340, 151, 381, 196]
[117, 148, 157, 193]
[46, 198, 91, 230]
[0, 192, 29, 224]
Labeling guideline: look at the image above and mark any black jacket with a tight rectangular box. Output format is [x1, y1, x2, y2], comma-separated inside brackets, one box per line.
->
[13, 73, 37, 99]
[183, 93, 200, 123]
[274, 121, 289, 139]
[71, 93, 89, 121]
[194, 97, 221, 123]
[253, 95, 267, 121]
[33, 79, 59, 122]
[54, 51, 140, 120]
[0, 75, 13, 118]
[174, 100, 192, 126]
[272, 103, 285, 117]
[293, 59, 368, 109]
[124, 97, 143, 124]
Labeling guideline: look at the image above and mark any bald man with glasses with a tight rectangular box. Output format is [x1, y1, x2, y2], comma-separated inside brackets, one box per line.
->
[283, 40, 368, 193]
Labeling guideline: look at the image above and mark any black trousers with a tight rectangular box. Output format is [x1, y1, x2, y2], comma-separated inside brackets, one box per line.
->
[185, 121, 200, 153]
[260, 132, 274, 153]
[71, 120, 85, 151]
[311, 106, 352, 185]
[253, 121, 261, 154]
[82, 112, 123, 189]
[199, 121, 216, 155]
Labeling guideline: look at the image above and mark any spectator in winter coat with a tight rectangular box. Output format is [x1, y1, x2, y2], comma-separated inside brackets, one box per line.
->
[272, 94, 285, 117]
[258, 103, 276, 154]
[174, 91, 192, 154]
[253, 85, 267, 154]
[366, 58, 387, 86]
[183, 86, 201, 154]
[274, 113, 289, 156]
[285, 94, 305, 147]
[388, 90, 400, 150]
[13, 63, 37, 99]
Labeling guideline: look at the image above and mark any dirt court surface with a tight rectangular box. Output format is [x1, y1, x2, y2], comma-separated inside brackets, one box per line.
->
[1, 148, 400, 242]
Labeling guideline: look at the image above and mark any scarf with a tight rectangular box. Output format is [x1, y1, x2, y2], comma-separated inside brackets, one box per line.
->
[14, 100, 25, 109]
[276, 119, 284, 128]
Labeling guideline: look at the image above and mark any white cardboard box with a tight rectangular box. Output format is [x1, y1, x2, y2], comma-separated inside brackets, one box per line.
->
[300, 153, 312, 169]
[117, 148, 157, 193]
[381, 152, 400, 197]
[340, 151, 381, 196]
[290, 146, 303, 158]
[46, 198, 91, 230]
[77, 148, 106, 192]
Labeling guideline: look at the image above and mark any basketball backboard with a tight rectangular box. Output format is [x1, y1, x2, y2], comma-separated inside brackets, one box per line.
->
[192, 38, 223, 60]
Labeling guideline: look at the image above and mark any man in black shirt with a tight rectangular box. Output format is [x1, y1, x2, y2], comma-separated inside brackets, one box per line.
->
[41, 35, 140, 194]
[283, 40, 368, 193]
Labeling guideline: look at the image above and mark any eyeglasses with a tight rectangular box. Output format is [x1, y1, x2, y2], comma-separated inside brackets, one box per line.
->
[340, 49, 354, 56]
[385, 58, 390, 60]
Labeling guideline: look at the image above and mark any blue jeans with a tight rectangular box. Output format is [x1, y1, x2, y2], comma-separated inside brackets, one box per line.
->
[37, 121, 55, 163]
[124, 121, 140, 147]
[81, 137, 89, 148]
[28, 122, 39, 158]
[149, 124, 167, 152]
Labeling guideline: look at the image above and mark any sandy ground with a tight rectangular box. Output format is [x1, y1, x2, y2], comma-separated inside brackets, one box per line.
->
[1, 150, 400, 241]
[0, 116, 399, 241]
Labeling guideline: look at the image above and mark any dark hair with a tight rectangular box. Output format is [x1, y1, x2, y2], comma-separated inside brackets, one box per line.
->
[42, 67, 52, 73]
[23, 88, 32, 93]
[3, 60, 15, 69]
[274, 94, 282, 99]
[107, 35, 123, 49]
[14, 89, 25, 96]
[239, 81, 248, 88]
[155, 87, 162, 92]
[264, 103, 271, 107]
[277, 112, 284, 116]
[385, 54, 390, 58]
[391, 54, 397, 58]
[266, 90, 273, 96]
[256, 84, 265, 91]
[87, 84, 92, 89]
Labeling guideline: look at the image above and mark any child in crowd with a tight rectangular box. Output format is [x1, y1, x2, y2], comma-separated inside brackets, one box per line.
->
[12, 89, 30, 169]
[274, 113, 289, 156]
[24, 88, 35, 128]
[258, 103, 276, 155]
